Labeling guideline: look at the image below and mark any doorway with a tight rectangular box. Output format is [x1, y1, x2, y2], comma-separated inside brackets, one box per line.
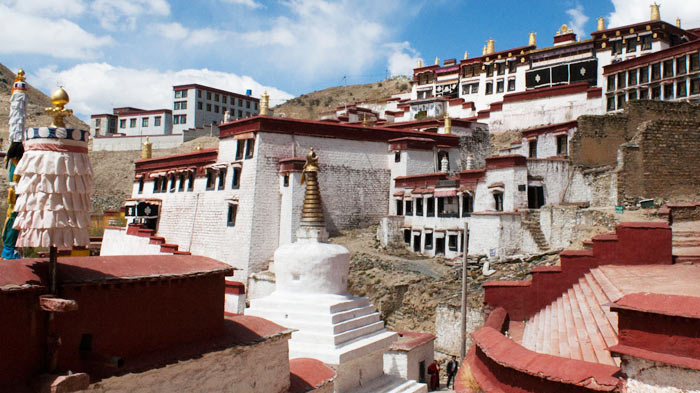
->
[413, 234, 421, 252]
[528, 186, 545, 209]
[436, 237, 446, 255]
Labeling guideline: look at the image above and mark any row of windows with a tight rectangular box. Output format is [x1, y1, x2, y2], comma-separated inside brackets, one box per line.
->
[144, 172, 194, 194]
[527, 135, 568, 158]
[396, 195, 474, 218]
[205, 167, 242, 191]
[196, 89, 256, 108]
[174, 101, 187, 110]
[119, 116, 162, 129]
[174, 90, 188, 98]
[485, 79, 516, 95]
[607, 53, 700, 91]
[404, 230, 462, 253]
[173, 115, 187, 124]
[606, 77, 700, 111]
[196, 101, 254, 117]
[609, 35, 653, 56]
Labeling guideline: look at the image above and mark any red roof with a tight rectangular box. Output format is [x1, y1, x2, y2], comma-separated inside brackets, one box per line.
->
[389, 331, 435, 351]
[288, 358, 335, 393]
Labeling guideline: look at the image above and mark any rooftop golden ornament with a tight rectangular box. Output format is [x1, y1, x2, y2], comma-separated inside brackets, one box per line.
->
[46, 87, 73, 128]
[485, 39, 495, 55]
[260, 90, 270, 116]
[650, 3, 660, 21]
[443, 112, 452, 135]
[142, 137, 153, 159]
[529, 32, 536, 47]
[300, 148, 324, 228]
[597, 17, 606, 31]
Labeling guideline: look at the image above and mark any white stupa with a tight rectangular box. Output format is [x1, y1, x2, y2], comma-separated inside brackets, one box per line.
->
[247, 149, 425, 393]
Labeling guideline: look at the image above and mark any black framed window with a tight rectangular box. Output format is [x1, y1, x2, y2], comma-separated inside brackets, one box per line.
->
[557, 134, 568, 155]
[187, 172, 194, 191]
[639, 66, 649, 83]
[690, 78, 700, 95]
[493, 193, 503, 212]
[405, 200, 413, 216]
[160, 176, 167, 193]
[641, 35, 652, 50]
[628, 90, 638, 101]
[663, 60, 674, 78]
[639, 87, 649, 99]
[232, 167, 241, 189]
[462, 194, 473, 217]
[218, 168, 226, 190]
[677, 80, 688, 97]
[651, 63, 661, 81]
[169, 176, 177, 192]
[507, 79, 516, 92]
[396, 199, 403, 216]
[424, 233, 433, 250]
[485, 82, 493, 95]
[617, 72, 626, 89]
[496, 80, 504, 93]
[427, 197, 435, 217]
[617, 94, 626, 109]
[206, 170, 216, 190]
[663, 83, 674, 99]
[235, 140, 245, 160]
[486, 64, 494, 77]
[227, 204, 237, 227]
[607, 75, 616, 91]
[178, 174, 185, 192]
[626, 39, 636, 53]
[416, 198, 424, 216]
[394, 151, 401, 162]
[448, 235, 458, 251]
[607, 96, 616, 111]
[677, 56, 687, 75]
[153, 177, 160, 193]
[652, 85, 662, 100]
[245, 138, 255, 159]
[628, 70, 637, 86]
[496, 62, 505, 75]
[690, 53, 700, 71]
[612, 40, 623, 55]
[528, 140, 537, 158]
[508, 60, 517, 73]
[138, 178, 144, 194]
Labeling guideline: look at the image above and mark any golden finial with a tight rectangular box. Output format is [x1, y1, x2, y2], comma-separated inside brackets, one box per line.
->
[482, 45, 487, 56]
[46, 87, 73, 128]
[11, 68, 27, 94]
[195, 143, 202, 151]
[434, 56, 439, 65]
[464, 50, 468, 60]
[300, 148, 324, 228]
[650, 3, 660, 21]
[676, 17, 681, 28]
[260, 90, 270, 116]
[443, 112, 452, 134]
[141, 137, 152, 159]
[362, 113, 368, 126]
[597, 17, 606, 31]
[486, 39, 495, 55]
[417, 59, 423, 68]
[529, 32, 537, 46]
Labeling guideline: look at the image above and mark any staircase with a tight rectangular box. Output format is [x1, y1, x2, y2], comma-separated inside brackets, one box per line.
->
[521, 209, 550, 251]
[672, 221, 700, 263]
[126, 224, 191, 255]
[520, 267, 621, 366]
[351, 374, 426, 393]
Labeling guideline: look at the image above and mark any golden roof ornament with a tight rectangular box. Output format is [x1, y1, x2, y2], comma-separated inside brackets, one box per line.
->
[260, 90, 270, 116]
[417, 59, 423, 68]
[529, 32, 537, 47]
[443, 112, 452, 134]
[195, 143, 202, 151]
[597, 17, 606, 31]
[676, 17, 681, 28]
[141, 137, 152, 159]
[46, 87, 73, 128]
[650, 3, 660, 21]
[464, 50, 469, 60]
[11, 68, 26, 94]
[300, 148, 324, 228]
[486, 39, 495, 55]
[434, 56, 439, 65]
[362, 113, 368, 126]
[482, 45, 487, 56]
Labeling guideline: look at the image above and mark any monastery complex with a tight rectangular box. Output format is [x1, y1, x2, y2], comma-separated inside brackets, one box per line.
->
[4, 3, 700, 393]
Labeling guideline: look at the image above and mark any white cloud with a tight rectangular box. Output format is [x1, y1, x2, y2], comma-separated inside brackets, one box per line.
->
[151, 22, 228, 46]
[90, 0, 170, 31]
[566, 5, 589, 37]
[1, 0, 87, 17]
[223, 0, 264, 9]
[386, 42, 421, 77]
[607, 0, 700, 30]
[30, 63, 294, 119]
[0, 4, 112, 59]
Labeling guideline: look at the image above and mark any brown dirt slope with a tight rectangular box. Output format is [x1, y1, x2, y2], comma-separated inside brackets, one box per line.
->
[272, 76, 411, 120]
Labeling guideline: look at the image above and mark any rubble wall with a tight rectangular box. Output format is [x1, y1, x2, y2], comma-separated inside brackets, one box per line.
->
[434, 304, 484, 355]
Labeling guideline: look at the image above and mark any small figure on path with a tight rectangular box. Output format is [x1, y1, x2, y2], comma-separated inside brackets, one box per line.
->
[446, 355, 459, 389]
[427, 360, 440, 391]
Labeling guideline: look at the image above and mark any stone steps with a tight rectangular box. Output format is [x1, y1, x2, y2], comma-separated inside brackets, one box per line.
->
[290, 320, 386, 347]
[520, 210, 550, 250]
[520, 268, 621, 367]
[351, 373, 427, 393]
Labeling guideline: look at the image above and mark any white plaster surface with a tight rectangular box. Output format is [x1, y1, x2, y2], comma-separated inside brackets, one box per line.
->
[623, 356, 700, 393]
[434, 304, 485, 355]
[100, 227, 170, 256]
[383, 339, 434, 383]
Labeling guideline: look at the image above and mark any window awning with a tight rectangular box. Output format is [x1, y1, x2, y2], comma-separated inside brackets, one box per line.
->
[393, 190, 405, 197]
[149, 172, 166, 178]
[434, 189, 457, 197]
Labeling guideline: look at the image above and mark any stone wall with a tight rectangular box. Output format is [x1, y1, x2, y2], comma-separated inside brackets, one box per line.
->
[434, 304, 484, 355]
[93, 133, 183, 151]
[622, 356, 700, 393]
[457, 124, 490, 170]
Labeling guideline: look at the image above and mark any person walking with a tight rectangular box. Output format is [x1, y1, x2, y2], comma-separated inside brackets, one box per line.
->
[446, 355, 459, 389]
[427, 360, 440, 391]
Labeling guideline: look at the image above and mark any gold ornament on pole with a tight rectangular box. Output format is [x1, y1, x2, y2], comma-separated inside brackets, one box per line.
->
[260, 90, 270, 116]
[300, 148, 324, 228]
[529, 32, 537, 46]
[597, 17, 606, 31]
[650, 3, 660, 21]
[444, 112, 452, 134]
[417, 59, 423, 68]
[486, 39, 495, 55]
[434, 56, 439, 65]
[141, 137, 152, 159]
[464, 50, 469, 60]
[676, 17, 681, 28]
[46, 87, 73, 128]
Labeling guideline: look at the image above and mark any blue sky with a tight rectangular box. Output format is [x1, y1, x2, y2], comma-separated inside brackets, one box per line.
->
[2, 0, 699, 120]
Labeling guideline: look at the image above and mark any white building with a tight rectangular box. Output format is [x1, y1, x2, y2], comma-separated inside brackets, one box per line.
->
[90, 107, 172, 137]
[172, 84, 260, 134]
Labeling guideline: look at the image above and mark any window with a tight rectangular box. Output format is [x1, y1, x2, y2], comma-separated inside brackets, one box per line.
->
[178, 174, 185, 192]
[607, 75, 616, 91]
[206, 103, 212, 112]
[493, 192, 504, 212]
[180, 101, 187, 110]
[95, 118, 101, 127]
[169, 176, 177, 192]
[129, 119, 136, 128]
[508, 60, 517, 73]
[691, 53, 700, 71]
[528, 140, 537, 158]
[120, 119, 126, 128]
[238, 110, 243, 118]
[626, 39, 636, 53]
[640, 66, 649, 83]
[153, 177, 160, 193]
[652, 85, 661, 100]
[232, 167, 241, 189]
[238, 98, 243, 106]
[461, 84, 470, 95]
[557, 134, 568, 155]
[187, 172, 194, 191]
[462, 193, 473, 217]
[663, 83, 674, 99]
[691, 78, 700, 95]
[206, 170, 216, 190]
[607, 96, 616, 111]
[235, 140, 244, 160]
[197, 101, 203, 110]
[254, 102, 258, 110]
[175, 90, 183, 98]
[628, 70, 637, 86]
[246, 101, 251, 109]
[639, 87, 649, 99]
[207, 92, 212, 100]
[424, 233, 433, 250]
[138, 177, 144, 194]
[677, 80, 687, 97]
[471, 83, 479, 94]
[496, 80, 504, 93]
[448, 235, 458, 251]
[617, 72, 626, 89]
[245, 112, 251, 118]
[198, 90, 202, 98]
[485, 64, 493, 77]
[628, 90, 638, 101]
[663, 60, 674, 78]
[283, 174, 289, 187]
[673, 58, 686, 78]
[217, 168, 226, 190]
[485, 82, 493, 95]
[214, 105, 219, 113]
[612, 40, 623, 55]
[142, 117, 148, 127]
[214, 93, 219, 102]
[154, 116, 161, 126]
[227, 204, 237, 227]
[181, 90, 187, 98]
[507, 79, 516, 92]
[651, 63, 661, 81]
[245, 138, 255, 159]
[396, 199, 403, 216]
[160, 176, 167, 193]
[174, 102, 179, 110]
[404, 229, 411, 245]
[641, 35, 652, 50]
[405, 200, 413, 216]
[394, 151, 401, 163]
[416, 198, 424, 216]
[617, 94, 625, 109]
[462, 65, 474, 78]
[496, 62, 505, 75]
[427, 197, 435, 217]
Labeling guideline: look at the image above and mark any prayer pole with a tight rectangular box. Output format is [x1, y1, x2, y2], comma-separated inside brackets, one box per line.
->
[460, 222, 469, 361]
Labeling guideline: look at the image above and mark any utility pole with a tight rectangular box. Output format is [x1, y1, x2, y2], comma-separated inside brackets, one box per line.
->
[460, 223, 470, 361]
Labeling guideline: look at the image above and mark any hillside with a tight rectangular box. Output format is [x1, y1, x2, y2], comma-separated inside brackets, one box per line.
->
[272, 76, 411, 120]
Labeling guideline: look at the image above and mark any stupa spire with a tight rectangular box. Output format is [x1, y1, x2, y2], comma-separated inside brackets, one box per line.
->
[300, 148, 324, 229]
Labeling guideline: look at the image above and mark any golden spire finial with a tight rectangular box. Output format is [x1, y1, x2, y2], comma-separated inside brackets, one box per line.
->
[434, 56, 439, 65]
[650, 3, 660, 21]
[195, 143, 202, 151]
[486, 39, 495, 55]
[443, 112, 452, 134]
[464, 50, 468, 60]
[362, 113, 368, 126]
[300, 148, 324, 228]
[676, 17, 681, 28]
[417, 59, 423, 68]
[597, 17, 606, 31]
[11, 68, 27, 94]
[46, 87, 73, 128]
[260, 90, 270, 116]
[529, 32, 537, 46]
[142, 137, 152, 159]
[482, 45, 487, 56]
